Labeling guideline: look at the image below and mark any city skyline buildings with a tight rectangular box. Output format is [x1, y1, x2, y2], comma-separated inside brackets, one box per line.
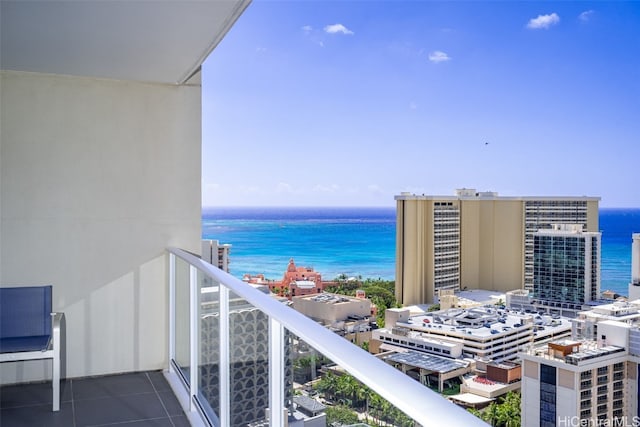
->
[202, 1, 640, 208]
[395, 189, 600, 305]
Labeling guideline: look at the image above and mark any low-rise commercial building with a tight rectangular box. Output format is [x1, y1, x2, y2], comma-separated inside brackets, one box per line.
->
[371, 306, 571, 362]
[382, 350, 472, 392]
[292, 293, 373, 337]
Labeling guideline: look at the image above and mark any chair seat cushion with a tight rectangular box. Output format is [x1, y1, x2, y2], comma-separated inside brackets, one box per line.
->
[0, 335, 51, 353]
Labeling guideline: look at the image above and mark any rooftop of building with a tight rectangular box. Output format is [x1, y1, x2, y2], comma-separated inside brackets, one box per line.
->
[395, 189, 600, 202]
[292, 395, 326, 414]
[392, 306, 570, 340]
[452, 289, 506, 305]
[294, 293, 368, 305]
[384, 350, 470, 374]
[522, 338, 626, 366]
[487, 361, 520, 370]
[577, 300, 640, 320]
[535, 223, 601, 235]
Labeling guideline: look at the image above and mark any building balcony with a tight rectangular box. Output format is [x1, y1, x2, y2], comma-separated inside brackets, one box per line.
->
[1, 248, 486, 427]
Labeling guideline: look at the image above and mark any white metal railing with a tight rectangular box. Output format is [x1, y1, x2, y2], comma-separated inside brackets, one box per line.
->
[166, 247, 488, 426]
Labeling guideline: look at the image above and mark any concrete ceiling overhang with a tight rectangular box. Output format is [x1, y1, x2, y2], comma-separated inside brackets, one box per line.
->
[1, 0, 251, 84]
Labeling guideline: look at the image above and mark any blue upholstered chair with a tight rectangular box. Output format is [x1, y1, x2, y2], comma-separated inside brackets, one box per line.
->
[0, 286, 63, 411]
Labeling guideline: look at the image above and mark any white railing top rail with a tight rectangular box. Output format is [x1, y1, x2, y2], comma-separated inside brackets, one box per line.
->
[168, 247, 488, 426]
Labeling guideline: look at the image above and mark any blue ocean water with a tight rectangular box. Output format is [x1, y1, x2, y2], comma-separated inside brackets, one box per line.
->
[600, 208, 640, 295]
[202, 207, 640, 296]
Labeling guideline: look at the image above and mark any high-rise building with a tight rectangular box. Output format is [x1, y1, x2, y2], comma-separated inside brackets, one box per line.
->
[520, 339, 629, 427]
[520, 318, 640, 427]
[629, 234, 640, 300]
[396, 189, 600, 305]
[533, 224, 601, 306]
[202, 239, 232, 273]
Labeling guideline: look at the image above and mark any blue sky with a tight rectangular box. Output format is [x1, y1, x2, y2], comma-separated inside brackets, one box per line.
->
[202, 1, 640, 208]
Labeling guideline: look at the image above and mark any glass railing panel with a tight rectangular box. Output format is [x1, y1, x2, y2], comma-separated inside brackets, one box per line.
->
[174, 256, 191, 385]
[226, 290, 274, 427]
[198, 270, 221, 424]
[167, 247, 488, 427]
[288, 333, 418, 427]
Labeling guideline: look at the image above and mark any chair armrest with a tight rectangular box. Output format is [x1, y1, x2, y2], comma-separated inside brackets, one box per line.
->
[51, 312, 63, 331]
[50, 313, 63, 349]
[50, 312, 63, 411]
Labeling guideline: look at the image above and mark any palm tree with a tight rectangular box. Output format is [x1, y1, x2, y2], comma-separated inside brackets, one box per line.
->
[315, 372, 338, 401]
[483, 402, 500, 427]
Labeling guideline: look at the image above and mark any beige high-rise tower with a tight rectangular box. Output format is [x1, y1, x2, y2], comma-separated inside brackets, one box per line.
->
[395, 189, 600, 305]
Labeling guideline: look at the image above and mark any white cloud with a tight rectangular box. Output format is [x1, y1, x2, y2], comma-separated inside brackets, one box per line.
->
[526, 13, 560, 29]
[276, 182, 294, 193]
[579, 10, 594, 22]
[324, 24, 354, 35]
[428, 50, 451, 63]
[301, 25, 313, 33]
[313, 184, 340, 193]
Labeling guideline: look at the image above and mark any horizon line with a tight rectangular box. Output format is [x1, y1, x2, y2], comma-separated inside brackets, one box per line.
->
[202, 205, 640, 210]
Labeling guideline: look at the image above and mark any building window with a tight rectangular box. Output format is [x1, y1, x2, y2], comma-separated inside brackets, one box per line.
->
[540, 364, 556, 427]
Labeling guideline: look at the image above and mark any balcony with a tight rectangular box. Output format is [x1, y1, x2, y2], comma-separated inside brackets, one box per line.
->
[1, 248, 486, 427]
[165, 247, 487, 426]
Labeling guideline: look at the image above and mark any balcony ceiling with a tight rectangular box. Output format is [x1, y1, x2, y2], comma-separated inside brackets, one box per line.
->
[0, 0, 250, 84]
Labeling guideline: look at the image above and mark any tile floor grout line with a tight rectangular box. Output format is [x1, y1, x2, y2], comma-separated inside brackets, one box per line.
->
[71, 390, 159, 403]
[83, 415, 170, 427]
[71, 377, 78, 427]
[146, 371, 176, 426]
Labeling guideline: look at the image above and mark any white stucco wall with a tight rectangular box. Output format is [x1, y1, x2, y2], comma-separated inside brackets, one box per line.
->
[521, 377, 540, 427]
[0, 70, 201, 380]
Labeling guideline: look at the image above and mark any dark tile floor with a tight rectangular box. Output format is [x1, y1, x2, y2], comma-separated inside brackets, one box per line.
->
[0, 371, 189, 427]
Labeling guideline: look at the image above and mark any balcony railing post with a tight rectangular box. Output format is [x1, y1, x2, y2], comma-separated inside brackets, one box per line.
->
[219, 284, 230, 426]
[269, 318, 285, 427]
[189, 265, 198, 411]
[169, 253, 176, 363]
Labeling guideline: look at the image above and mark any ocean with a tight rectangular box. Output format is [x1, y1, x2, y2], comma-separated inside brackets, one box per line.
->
[202, 207, 640, 297]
